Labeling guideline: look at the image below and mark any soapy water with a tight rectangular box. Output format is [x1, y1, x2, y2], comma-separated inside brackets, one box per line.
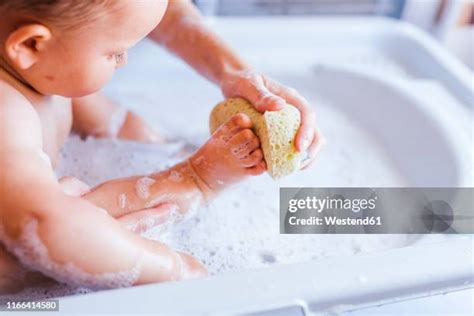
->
[118, 193, 128, 209]
[135, 176, 156, 199]
[57, 103, 413, 266]
[0, 43, 453, 299]
[1, 99, 426, 301]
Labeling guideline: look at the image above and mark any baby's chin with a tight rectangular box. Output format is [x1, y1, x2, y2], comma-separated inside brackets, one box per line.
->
[38, 83, 105, 98]
[30, 72, 112, 97]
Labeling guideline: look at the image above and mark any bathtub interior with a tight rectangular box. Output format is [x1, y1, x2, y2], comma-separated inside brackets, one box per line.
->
[4, 26, 473, 301]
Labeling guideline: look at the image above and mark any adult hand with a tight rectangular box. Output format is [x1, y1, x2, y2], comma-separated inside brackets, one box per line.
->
[221, 70, 325, 169]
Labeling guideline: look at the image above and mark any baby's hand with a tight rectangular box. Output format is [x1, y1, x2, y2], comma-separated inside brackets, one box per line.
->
[189, 113, 266, 192]
[221, 70, 324, 169]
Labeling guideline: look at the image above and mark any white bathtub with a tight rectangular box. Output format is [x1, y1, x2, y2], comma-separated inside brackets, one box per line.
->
[51, 17, 474, 314]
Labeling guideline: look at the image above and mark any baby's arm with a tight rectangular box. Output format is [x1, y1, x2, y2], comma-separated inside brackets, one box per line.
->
[0, 94, 205, 289]
[72, 93, 163, 143]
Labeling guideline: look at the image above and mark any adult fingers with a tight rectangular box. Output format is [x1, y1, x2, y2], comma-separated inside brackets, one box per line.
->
[301, 128, 326, 170]
[225, 73, 285, 112]
[264, 76, 318, 152]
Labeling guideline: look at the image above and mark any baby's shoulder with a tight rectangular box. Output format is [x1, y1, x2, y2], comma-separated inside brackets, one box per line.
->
[0, 80, 38, 117]
[0, 80, 42, 149]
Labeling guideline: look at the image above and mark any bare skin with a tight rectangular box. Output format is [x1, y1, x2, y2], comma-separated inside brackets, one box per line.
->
[0, 72, 265, 291]
[72, 93, 164, 144]
[0, 0, 320, 293]
[150, 0, 324, 167]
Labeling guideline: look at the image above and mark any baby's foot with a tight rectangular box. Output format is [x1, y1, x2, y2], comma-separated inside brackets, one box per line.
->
[117, 112, 165, 144]
[189, 113, 266, 192]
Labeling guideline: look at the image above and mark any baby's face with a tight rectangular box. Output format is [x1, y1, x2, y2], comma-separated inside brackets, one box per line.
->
[23, 0, 168, 97]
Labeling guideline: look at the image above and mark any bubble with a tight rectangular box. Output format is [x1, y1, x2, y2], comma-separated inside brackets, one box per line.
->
[168, 171, 183, 183]
[260, 252, 277, 264]
[117, 194, 127, 209]
[193, 156, 205, 166]
[51, 95, 437, 297]
[231, 142, 250, 155]
[126, 211, 170, 234]
[135, 177, 156, 200]
[145, 193, 172, 209]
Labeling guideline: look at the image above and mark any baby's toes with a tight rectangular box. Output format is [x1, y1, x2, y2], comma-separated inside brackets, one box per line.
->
[214, 113, 252, 143]
[240, 149, 264, 168]
[246, 160, 267, 175]
[230, 129, 260, 157]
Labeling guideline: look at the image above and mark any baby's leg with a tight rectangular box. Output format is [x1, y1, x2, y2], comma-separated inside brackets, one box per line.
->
[0, 172, 182, 294]
[189, 113, 267, 192]
[72, 93, 163, 143]
[83, 114, 266, 221]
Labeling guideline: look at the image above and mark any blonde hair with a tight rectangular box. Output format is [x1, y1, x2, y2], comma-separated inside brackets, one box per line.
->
[0, 0, 116, 29]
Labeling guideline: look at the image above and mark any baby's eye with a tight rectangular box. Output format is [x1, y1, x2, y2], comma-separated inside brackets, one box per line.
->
[114, 51, 128, 67]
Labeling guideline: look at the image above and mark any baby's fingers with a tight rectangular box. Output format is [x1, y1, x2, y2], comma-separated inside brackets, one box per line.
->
[263, 76, 318, 152]
[240, 149, 264, 167]
[59, 176, 91, 197]
[246, 160, 267, 175]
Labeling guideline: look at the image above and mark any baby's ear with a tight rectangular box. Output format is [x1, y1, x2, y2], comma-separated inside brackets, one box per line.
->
[4, 24, 52, 69]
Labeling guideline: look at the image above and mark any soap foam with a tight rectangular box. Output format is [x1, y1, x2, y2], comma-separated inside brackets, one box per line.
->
[11, 57, 450, 300]
[126, 212, 168, 234]
[118, 194, 128, 209]
[135, 177, 156, 200]
[145, 193, 173, 209]
[193, 156, 205, 166]
[231, 141, 251, 156]
[0, 219, 142, 290]
[168, 171, 183, 183]
[52, 103, 418, 279]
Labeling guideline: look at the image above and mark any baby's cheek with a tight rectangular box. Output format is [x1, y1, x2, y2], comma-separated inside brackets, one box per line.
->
[76, 62, 115, 96]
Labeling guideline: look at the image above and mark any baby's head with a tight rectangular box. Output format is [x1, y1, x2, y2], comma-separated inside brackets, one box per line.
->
[0, 0, 168, 97]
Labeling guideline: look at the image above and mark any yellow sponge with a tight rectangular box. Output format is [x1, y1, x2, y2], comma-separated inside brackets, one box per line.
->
[209, 98, 303, 179]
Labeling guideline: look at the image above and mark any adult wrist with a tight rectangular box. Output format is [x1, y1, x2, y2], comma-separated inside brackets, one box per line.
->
[219, 63, 253, 90]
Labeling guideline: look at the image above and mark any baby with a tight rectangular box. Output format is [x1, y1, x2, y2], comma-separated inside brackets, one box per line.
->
[0, 0, 267, 292]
